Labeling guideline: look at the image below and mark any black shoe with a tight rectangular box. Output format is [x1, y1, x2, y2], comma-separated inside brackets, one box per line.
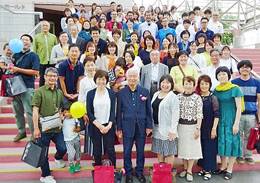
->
[136, 173, 146, 183]
[213, 168, 227, 175]
[125, 174, 133, 183]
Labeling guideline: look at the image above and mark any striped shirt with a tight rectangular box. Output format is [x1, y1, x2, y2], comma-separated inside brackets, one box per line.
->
[232, 77, 260, 115]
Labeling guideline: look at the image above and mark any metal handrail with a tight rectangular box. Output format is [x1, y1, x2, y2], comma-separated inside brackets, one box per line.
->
[0, 4, 43, 19]
[28, 22, 42, 35]
[231, 53, 260, 80]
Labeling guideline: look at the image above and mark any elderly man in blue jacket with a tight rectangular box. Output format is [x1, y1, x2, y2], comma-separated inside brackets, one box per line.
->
[117, 67, 153, 183]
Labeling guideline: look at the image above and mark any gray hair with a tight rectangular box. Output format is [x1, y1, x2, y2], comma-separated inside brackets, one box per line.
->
[126, 67, 140, 78]
[45, 67, 58, 75]
[210, 48, 221, 56]
[69, 24, 78, 30]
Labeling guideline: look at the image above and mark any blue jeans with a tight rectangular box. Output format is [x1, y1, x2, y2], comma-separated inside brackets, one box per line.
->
[37, 132, 67, 177]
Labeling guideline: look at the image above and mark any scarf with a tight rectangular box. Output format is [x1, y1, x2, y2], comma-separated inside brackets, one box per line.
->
[216, 81, 245, 112]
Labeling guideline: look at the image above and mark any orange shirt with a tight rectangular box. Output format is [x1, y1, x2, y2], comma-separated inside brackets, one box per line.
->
[107, 56, 116, 70]
[79, 17, 88, 25]
[160, 50, 168, 63]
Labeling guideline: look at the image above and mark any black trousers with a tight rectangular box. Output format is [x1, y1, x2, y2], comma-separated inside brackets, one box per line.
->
[92, 123, 116, 167]
[39, 64, 55, 87]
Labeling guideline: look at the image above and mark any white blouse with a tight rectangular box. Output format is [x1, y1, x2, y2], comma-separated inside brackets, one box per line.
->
[188, 54, 207, 74]
[94, 89, 111, 124]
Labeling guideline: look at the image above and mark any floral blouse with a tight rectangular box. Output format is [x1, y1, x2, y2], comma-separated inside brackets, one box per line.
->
[178, 92, 203, 121]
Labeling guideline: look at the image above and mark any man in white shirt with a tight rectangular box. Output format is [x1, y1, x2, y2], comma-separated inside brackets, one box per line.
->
[138, 11, 158, 40]
[68, 25, 85, 52]
[176, 19, 196, 43]
[208, 12, 224, 34]
[201, 48, 221, 91]
[140, 49, 169, 98]
[194, 6, 202, 31]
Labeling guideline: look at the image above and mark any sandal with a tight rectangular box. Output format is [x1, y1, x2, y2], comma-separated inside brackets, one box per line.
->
[203, 172, 212, 181]
[213, 168, 227, 175]
[186, 172, 193, 182]
[198, 170, 206, 176]
[179, 169, 187, 178]
[224, 172, 233, 180]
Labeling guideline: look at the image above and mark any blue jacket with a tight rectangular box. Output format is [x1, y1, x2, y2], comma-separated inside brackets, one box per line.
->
[87, 88, 116, 137]
[116, 85, 153, 138]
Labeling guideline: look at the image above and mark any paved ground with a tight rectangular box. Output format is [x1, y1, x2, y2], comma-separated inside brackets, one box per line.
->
[1, 170, 260, 183]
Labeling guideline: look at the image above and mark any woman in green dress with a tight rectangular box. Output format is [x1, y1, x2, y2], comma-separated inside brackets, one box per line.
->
[213, 66, 244, 180]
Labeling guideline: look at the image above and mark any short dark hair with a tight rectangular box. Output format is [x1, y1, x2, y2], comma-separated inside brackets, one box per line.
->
[107, 41, 118, 56]
[182, 12, 189, 18]
[197, 33, 207, 44]
[177, 50, 189, 59]
[127, 11, 134, 16]
[45, 67, 58, 75]
[159, 74, 174, 91]
[130, 31, 138, 38]
[110, 1, 116, 5]
[90, 15, 97, 21]
[94, 70, 109, 84]
[83, 56, 95, 66]
[62, 102, 72, 112]
[126, 18, 134, 24]
[204, 9, 212, 15]
[59, 31, 69, 37]
[115, 57, 126, 69]
[183, 19, 191, 24]
[198, 75, 212, 91]
[124, 51, 135, 61]
[124, 43, 135, 52]
[69, 43, 80, 50]
[193, 6, 201, 11]
[216, 66, 231, 81]
[170, 6, 177, 12]
[90, 26, 100, 34]
[180, 30, 190, 38]
[112, 29, 121, 36]
[71, 13, 79, 19]
[201, 17, 209, 22]
[144, 10, 152, 16]
[143, 30, 151, 38]
[81, 9, 86, 13]
[204, 40, 214, 50]
[20, 34, 33, 42]
[183, 76, 196, 86]
[63, 8, 72, 17]
[163, 11, 171, 17]
[139, 6, 145, 10]
[79, 3, 85, 7]
[190, 40, 199, 47]
[144, 35, 155, 50]
[98, 18, 106, 28]
[3, 43, 9, 50]
[237, 60, 253, 71]
[189, 11, 195, 16]
[212, 33, 222, 41]
[65, 16, 73, 24]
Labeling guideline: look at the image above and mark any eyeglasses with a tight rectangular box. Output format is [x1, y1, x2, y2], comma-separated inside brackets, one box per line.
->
[46, 75, 58, 78]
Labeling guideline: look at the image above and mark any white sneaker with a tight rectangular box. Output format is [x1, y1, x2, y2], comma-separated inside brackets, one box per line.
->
[40, 176, 56, 183]
[55, 159, 66, 168]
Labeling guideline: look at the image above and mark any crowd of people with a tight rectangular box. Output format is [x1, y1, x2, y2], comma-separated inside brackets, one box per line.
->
[0, 1, 260, 183]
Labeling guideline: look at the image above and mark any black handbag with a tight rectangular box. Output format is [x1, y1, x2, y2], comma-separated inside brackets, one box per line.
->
[21, 141, 48, 168]
[4, 75, 27, 96]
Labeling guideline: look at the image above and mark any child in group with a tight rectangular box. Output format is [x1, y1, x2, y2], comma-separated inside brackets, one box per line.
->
[62, 103, 81, 174]
[0, 43, 13, 75]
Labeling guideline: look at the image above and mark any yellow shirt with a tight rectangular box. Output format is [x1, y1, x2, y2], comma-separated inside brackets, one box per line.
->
[201, 52, 211, 66]
[170, 65, 198, 89]
[133, 43, 139, 56]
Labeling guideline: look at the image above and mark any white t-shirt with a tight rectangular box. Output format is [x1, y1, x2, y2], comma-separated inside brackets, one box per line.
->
[187, 54, 207, 71]
[94, 89, 111, 124]
[219, 58, 238, 73]
[62, 118, 80, 141]
[133, 56, 144, 69]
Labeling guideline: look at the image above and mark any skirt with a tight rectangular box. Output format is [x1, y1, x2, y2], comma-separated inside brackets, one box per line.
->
[151, 125, 178, 156]
[177, 124, 202, 160]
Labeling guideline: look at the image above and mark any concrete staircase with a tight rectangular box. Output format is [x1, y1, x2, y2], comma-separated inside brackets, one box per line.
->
[1, 58, 260, 181]
[232, 49, 260, 76]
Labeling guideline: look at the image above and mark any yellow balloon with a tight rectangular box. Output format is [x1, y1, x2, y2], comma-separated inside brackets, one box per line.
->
[70, 102, 86, 118]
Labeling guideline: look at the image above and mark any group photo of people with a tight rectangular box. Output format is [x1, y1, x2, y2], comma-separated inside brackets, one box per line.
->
[0, 1, 259, 183]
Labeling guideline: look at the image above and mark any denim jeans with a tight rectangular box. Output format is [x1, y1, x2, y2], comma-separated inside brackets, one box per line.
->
[37, 132, 67, 177]
[11, 88, 34, 134]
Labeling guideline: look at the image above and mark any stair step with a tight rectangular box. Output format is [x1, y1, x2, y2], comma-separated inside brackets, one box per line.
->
[1, 156, 260, 181]
[0, 113, 27, 124]
[0, 143, 152, 156]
